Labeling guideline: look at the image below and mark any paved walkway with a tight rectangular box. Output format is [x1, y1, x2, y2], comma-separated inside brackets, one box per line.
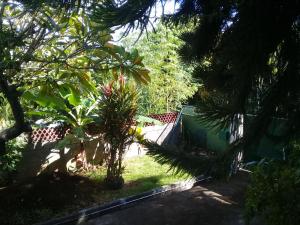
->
[82, 173, 254, 225]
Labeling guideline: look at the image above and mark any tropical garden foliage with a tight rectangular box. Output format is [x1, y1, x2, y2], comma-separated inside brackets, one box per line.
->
[0, 0, 150, 186]
[1, 0, 299, 224]
[0, 0, 149, 154]
[122, 23, 198, 114]
[0, 6, 200, 225]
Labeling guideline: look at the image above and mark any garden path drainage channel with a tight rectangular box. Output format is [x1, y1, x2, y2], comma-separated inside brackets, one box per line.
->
[36, 175, 210, 225]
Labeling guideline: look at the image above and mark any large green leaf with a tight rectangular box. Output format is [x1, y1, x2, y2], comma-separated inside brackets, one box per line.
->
[67, 86, 81, 106]
[131, 68, 151, 84]
[75, 73, 97, 94]
[24, 87, 68, 111]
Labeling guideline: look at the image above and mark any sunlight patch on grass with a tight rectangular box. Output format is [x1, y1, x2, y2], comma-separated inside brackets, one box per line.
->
[123, 155, 191, 184]
[86, 155, 192, 201]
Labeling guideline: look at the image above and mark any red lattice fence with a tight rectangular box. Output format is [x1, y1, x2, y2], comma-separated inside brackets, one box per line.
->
[30, 126, 70, 143]
[148, 112, 178, 124]
[30, 112, 179, 143]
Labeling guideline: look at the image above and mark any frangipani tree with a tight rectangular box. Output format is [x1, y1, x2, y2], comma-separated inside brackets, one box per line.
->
[0, 1, 94, 153]
[0, 0, 150, 154]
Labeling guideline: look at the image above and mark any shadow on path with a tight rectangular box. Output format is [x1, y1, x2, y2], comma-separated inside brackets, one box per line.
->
[82, 172, 257, 225]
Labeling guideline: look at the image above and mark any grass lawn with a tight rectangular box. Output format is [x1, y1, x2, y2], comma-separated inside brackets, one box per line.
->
[86, 155, 192, 200]
[0, 155, 191, 225]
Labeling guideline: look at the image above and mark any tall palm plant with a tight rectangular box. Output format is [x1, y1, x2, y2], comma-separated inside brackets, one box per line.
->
[99, 76, 138, 189]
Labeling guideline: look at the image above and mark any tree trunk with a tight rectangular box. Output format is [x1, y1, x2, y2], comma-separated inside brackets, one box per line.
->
[75, 140, 88, 169]
[105, 144, 124, 189]
[117, 143, 124, 177]
[0, 76, 31, 155]
[80, 141, 87, 169]
[107, 147, 116, 179]
[0, 139, 5, 154]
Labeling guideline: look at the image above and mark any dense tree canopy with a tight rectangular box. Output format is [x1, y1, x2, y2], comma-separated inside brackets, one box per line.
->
[122, 24, 198, 114]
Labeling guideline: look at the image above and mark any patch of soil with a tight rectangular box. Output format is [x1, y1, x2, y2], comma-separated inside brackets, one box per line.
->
[0, 172, 104, 225]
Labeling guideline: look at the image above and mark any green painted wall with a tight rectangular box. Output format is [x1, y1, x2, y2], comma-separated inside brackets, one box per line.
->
[181, 106, 230, 152]
[181, 106, 287, 161]
[243, 115, 287, 161]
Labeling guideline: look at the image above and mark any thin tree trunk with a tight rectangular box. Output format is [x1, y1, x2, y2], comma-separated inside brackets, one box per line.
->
[0, 140, 5, 153]
[117, 143, 124, 177]
[107, 146, 116, 180]
[75, 140, 88, 170]
[80, 140, 87, 169]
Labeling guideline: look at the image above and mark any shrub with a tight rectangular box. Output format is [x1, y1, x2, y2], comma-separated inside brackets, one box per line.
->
[245, 141, 300, 225]
[99, 76, 138, 189]
[0, 136, 27, 185]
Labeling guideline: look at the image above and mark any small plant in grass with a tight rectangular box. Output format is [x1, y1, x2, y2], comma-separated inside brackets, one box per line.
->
[99, 75, 138, 189]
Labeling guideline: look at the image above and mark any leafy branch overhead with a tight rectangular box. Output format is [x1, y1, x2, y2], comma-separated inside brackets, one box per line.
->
[93, 0, 300, 151]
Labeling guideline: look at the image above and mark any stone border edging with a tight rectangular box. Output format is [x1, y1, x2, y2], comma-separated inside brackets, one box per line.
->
[35, 175, 211, 225]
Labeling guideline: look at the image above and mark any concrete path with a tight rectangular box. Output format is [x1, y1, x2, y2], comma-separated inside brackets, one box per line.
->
[82, 174, 251, 225]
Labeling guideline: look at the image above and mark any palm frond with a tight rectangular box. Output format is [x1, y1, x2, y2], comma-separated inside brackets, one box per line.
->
[143, 142, 234, 177]
[91, 0, 157, 34]
[194, 89, 236, 130]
